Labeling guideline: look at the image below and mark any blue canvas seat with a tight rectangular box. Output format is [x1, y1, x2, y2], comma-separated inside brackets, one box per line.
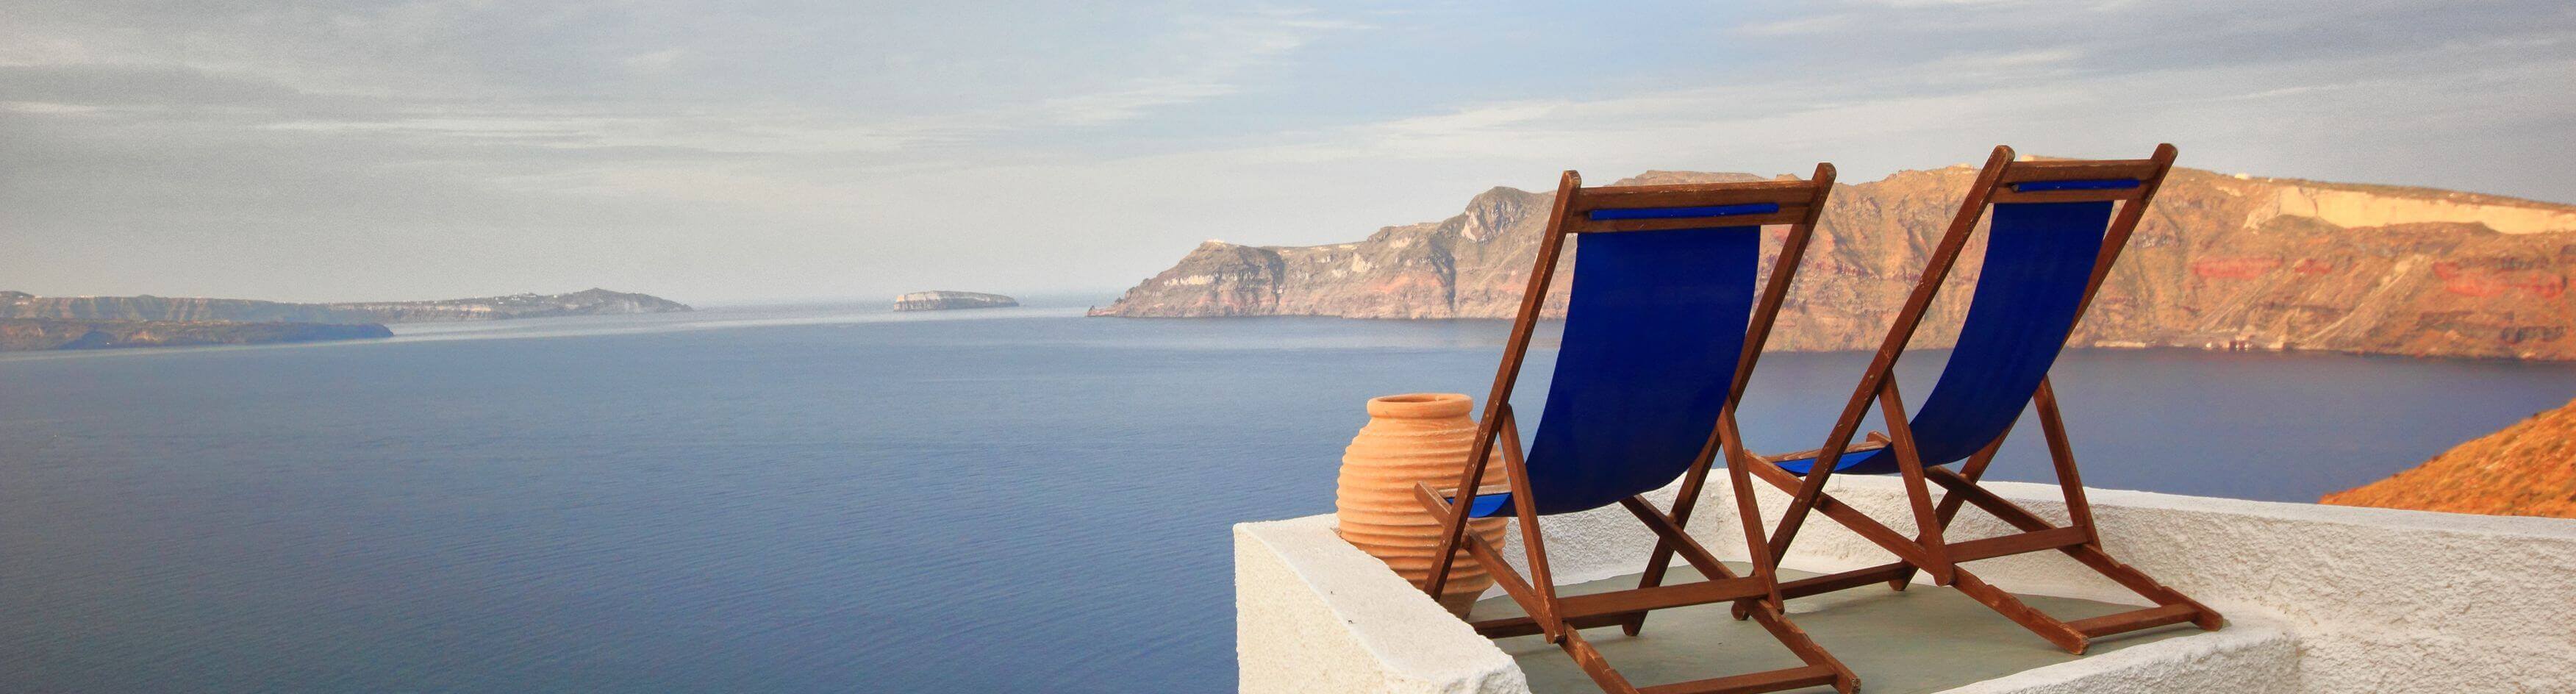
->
[1742, 145, 2225, 656]
[1773, 199, 2115, 476]
[1460, 211, 1763, 518]
[1413, 166, 1859, 694]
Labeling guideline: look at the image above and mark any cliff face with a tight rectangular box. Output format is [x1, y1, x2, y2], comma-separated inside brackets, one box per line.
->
[1090, 167, 2576, 360]
[0, 288, 692, 324]
[2323, 397, 2576, 519]
[892, 291, 1019, 312]
[0, 318, 393, 351]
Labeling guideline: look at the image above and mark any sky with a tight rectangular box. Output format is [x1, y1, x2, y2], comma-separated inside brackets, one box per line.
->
[2, 1, 2571, 305]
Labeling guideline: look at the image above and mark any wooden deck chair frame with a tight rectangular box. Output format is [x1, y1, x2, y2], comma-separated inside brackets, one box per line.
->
[1414, 165, 1859, 694]
[1739, 144, 2223, 654]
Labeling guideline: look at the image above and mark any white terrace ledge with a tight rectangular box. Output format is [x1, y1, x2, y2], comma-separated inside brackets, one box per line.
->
[1235, 475, 2576, 693]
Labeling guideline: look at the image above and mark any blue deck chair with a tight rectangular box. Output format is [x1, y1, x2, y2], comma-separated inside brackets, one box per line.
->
[1744, 145, 2223, 654]
[1414, 166, 1858, 694]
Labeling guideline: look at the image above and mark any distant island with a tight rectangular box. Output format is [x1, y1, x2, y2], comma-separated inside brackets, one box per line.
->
[0, 288, 691, 352]
[893, 290, 1018, 312]
[0, 319, 393, 351]
[1088, 165, 2576, 361]
[2325, 396, 2576, 519]
[1, 287, 691, 324]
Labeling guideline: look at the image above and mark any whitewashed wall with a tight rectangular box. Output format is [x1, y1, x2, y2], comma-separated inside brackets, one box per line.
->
[1234, 476, 2576, 693]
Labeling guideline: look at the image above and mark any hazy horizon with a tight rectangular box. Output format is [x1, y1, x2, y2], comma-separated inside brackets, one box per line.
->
[0, 286, 1139, 307]
[5, 1, 2572, 304]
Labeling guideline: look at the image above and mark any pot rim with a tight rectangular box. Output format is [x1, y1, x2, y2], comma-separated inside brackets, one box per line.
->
[1365, 392, 1473, 419]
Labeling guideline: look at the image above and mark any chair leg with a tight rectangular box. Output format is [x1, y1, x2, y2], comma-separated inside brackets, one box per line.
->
[1423, 485, 1862, 693]
[1566, 623, 1853, 694]
[1560, 629, 1642, 694]
[1737, 600, 1861, 693]
[1952, 558, 2221, 654]
[1732, 460, 2222, 653]
[1873, 381, 1956, 586]
[1566, 612, 1855, 694]
[1624, 421, 1731, 637]
[1919, 467, 2225, 649]
[1946, 568, 2088, 653]
[2062, 543, 2226, 632]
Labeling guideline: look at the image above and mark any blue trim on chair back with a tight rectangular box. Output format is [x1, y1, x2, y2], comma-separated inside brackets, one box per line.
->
[1778, 201, 2112, 476]
[1586, 203, 1781, 221]
[2011, 179, 2139, 193]
[1468, 226, 1760, 517]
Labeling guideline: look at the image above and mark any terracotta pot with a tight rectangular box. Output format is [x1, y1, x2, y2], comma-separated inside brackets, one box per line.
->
[1335, 393, 1509, 616]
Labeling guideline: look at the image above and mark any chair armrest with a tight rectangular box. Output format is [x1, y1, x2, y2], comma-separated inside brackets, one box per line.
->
[1432, 482, 1515, 500]
[1755, 432, 1894, 463]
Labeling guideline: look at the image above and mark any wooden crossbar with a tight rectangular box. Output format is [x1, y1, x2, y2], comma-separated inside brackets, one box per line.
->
[1754, 432, 1889, 467]
[1994, 159, 2159, 184]
[1473, 612, 1634, 639]
[2068, 604, 2205, 638]
[1570, 210, 1810, 234]
[1945, 526, 2090, 563]
[1772, 562, 1910, 601]
[1557, 577, 1770, 620]
[1638, 665, 1840, 694]
[1572, 179, 1817, 210]
[1467, 576, 1767, 637]
[1986, 187, 2143, 204]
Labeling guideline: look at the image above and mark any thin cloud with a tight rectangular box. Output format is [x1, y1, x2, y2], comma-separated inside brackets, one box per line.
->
[1029, 10, 1370, 126]
[0, 0, 2567, 304]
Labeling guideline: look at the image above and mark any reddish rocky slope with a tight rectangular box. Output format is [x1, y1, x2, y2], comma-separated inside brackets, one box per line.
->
[2323, 397, 2576, 518]
[1092, 165, 2576, 360]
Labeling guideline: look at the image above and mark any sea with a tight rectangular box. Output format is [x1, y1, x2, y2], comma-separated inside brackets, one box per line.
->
[4, 299, 2572, 693]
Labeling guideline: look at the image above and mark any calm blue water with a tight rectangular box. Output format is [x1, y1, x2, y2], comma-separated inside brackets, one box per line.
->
[3, 304, 2572, 693]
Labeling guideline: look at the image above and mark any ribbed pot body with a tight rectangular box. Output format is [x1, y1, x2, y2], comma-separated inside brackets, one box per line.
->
[1334, 393, 1508, 615]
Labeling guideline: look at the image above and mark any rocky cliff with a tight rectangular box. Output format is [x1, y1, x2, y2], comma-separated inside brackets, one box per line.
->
[2322, 397, 2576, 519]
[892, 290, 1019, 312]
[1090, 166, 2576, 360]
[0, 318, 393, 351]
[0, 288, 692, 324]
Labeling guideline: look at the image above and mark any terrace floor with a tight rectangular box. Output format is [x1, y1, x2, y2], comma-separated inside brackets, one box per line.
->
[1475, 565, 2202, 694]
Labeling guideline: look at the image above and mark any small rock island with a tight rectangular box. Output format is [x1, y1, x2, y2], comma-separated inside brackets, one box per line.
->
[892, 290, 1019, 312]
